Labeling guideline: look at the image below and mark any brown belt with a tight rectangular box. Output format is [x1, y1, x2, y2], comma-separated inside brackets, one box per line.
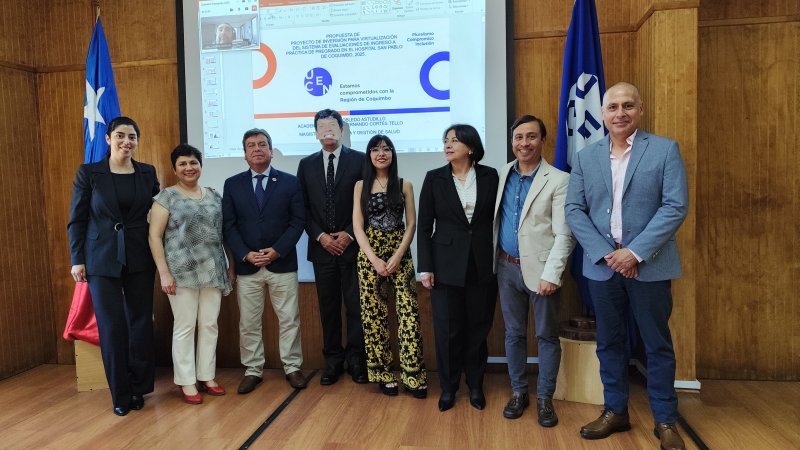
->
[499, 250, 520, 265]
[615, 243, 623, 250]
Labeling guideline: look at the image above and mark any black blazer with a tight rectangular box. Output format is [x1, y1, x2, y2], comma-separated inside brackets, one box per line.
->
[297, 146, 364, 263]
[222, 167, 305, 275]
[417, 163, 499, 287]
[68, 158, 160, 277]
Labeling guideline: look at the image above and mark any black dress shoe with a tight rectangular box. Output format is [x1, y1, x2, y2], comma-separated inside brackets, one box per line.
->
[438, 392, 456, 411]
[237, 375, 263, 394]
[503, 392, 529, 419]
[320, 368, 341, 386]
[113, 406, 130, 416]
[130, 394, 144, 410]
[348, 364, 369, 384]
[536, 397, 558, 427]
[469, 389, 486, 410]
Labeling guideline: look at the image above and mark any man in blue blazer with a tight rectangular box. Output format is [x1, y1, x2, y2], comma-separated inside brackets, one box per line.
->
[297, 109, 367, 385]
[223, 128, 307, 393]
[565, 82, 688, 450]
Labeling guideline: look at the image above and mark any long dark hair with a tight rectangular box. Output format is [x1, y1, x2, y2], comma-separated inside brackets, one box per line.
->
[361, 134, 402, 217]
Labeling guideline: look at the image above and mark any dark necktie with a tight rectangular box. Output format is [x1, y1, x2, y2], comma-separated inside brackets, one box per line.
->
[254, 174, 266, 209]
[325, 153, 336, 231]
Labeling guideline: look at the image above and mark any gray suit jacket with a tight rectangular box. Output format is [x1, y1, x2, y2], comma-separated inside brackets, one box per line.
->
[565, 130, 688, 282]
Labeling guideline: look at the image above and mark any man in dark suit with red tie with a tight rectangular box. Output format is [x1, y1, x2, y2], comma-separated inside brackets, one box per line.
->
[297, 109, 367, 385]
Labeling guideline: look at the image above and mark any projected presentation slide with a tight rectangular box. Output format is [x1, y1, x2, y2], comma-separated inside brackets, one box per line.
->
[197, 0, 486, 158]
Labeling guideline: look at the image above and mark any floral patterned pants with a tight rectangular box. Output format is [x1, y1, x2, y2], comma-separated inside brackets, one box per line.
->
[357, 227, 427, 389]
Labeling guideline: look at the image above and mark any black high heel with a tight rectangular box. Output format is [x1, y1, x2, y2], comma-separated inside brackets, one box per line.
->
[438, 392, 456, 411]
[404, 384, 428, 399]
[379, 382, 399, 396]
[469, 389, 485, 410]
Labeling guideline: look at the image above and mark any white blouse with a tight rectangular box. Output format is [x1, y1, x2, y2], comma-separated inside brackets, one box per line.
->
[452, 166, 477, 222]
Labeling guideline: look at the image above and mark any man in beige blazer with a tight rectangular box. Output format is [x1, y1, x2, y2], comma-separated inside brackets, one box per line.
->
[493, 115, 575, 426]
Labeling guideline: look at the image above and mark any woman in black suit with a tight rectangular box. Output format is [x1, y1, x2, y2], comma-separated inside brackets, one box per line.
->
[68, 117, 160, 416]
[417, 124, 499, 412]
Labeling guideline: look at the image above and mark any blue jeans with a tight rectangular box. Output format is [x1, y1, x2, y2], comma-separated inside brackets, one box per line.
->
[497, 259, 561, 398]
[588, 274, 678, 424]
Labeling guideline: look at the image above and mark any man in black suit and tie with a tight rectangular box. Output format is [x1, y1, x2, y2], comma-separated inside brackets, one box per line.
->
[223, 128, 307, 394]
[297, 109, 367, 385]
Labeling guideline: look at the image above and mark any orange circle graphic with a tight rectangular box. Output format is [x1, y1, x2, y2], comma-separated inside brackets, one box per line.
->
[253, 43, 277, 89]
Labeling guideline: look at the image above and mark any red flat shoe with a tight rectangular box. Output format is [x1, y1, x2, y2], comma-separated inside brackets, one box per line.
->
[198, 381, 226, 396]
[179, 386, 203, 404]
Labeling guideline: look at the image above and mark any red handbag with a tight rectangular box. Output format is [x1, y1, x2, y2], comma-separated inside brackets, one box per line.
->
[63, 282, 100, 346]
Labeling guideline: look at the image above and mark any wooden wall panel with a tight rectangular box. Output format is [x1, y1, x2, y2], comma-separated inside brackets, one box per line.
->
[513, 0, 632, 37]
[699, 0, 800, 21]
[37, 69, 88, 365]
[631, 0, 655, 26]
[100, 0, 178, 63]
[634, 8, 698, 382]
[0, 0, 40, 68]
[35, 0, 94, 69]
[37, 0, 176, 69]
[697, 21, 800, 380]
[0, 67, 55, 379]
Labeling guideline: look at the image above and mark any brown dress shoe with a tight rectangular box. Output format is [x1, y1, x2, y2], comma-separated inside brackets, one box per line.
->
[580, 409, 631, 439]
[237, 375, 263, 394]
[654, 423, 685, 450]
[286, 371, 308, 389]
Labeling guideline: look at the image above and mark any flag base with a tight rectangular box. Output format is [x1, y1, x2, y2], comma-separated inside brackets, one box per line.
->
[554, 337, 604, 405]
[74, 340, 108, 392]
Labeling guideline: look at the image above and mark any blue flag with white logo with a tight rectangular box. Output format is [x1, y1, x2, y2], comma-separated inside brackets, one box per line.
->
[555, 0, 606, 313]
[83, 19, 120, 164]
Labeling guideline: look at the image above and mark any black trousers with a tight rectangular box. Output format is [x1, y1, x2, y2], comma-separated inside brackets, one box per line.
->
[430, 258, 497, 394]
[87, 269, 155, 408]
[313, 257, 364, 370]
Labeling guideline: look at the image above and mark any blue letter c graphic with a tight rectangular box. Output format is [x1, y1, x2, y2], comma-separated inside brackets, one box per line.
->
[420, 51, 449, 100]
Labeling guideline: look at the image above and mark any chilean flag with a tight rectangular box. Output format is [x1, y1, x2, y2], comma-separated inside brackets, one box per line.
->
[65, 18, 121, 346]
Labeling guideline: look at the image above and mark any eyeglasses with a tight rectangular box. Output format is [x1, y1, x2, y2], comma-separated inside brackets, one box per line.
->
[369, 147, 393, 154]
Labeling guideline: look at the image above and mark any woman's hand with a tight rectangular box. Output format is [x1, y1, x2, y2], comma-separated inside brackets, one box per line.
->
[386, 253, 403, 274]
[421, 272, 435, 289]
[160, 272, 177, 296]
[227, 265, 237, 285]
[370, 257, 390, 277]
[71, 264, 87, 282]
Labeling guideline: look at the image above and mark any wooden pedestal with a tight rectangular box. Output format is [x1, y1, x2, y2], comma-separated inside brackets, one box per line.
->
[74, 340, 108, 392]
[553, 337, 604, 405]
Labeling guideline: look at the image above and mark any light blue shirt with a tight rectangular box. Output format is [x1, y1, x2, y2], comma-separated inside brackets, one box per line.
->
[498, 161, 540, 258]
[250, 166, 272, 191]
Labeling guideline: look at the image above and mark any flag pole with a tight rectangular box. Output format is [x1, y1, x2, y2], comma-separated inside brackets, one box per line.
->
[93, 0, 100, 22]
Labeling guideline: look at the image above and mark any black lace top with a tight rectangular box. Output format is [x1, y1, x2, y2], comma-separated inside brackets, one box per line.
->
[367, 191, 404, 232]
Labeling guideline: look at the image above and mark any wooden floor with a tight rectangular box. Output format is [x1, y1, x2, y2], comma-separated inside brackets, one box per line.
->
[0, 365, 798, 449]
